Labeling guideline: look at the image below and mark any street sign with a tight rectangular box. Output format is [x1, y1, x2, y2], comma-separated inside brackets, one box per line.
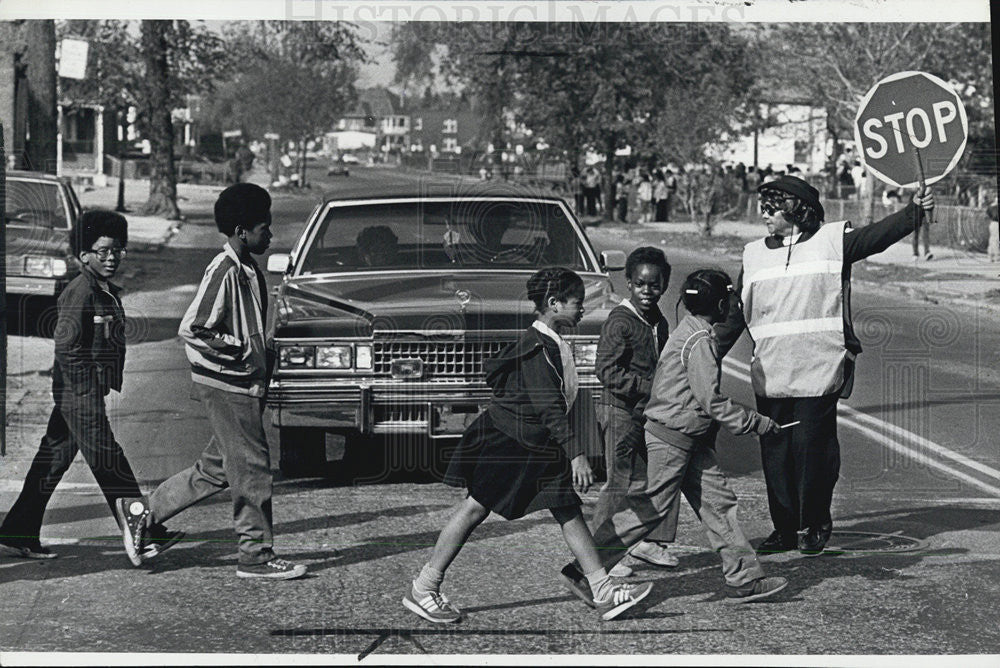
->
[854, 70, 968, 188]
[264, 132, 279, 140]
[58, 39, 89, 80]
[222, 129, 243, 138]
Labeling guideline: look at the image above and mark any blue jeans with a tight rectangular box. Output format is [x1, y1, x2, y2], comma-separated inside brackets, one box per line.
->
[591, 404, 677, 544]
[590, 428, 765, 587]
[148, 383, 275, 565]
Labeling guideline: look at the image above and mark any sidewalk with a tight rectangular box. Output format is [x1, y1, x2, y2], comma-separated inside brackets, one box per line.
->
[636, 219, 1000, 311]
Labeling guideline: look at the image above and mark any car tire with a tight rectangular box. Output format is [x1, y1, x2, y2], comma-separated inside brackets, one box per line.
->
[278, 427, 327, 478]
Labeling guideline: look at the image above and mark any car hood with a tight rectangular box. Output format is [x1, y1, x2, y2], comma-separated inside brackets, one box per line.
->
[273, 271, 618, 338]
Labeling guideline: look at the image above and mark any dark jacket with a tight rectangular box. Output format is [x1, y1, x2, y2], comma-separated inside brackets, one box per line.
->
[485, 326, 592, 461]
[595, 302, 668, 412]
[53, 267, 127, 394]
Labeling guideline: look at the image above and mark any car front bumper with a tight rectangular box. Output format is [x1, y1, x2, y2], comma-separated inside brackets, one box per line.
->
[268, 376, 602, 439]
[5, 275, 62, 296]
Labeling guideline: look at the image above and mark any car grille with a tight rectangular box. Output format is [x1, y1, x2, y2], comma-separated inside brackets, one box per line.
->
[373, 339, 510, 378]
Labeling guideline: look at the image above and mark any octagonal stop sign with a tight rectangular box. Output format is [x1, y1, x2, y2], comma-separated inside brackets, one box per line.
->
[854, 70, 968, 188]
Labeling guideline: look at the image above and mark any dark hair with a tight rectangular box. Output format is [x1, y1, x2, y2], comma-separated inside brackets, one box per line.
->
[356, 225, 398, 252]
[72, 210, 127, 256]
[678, 268, 732, 317]
[526, 267, 584, 312]
[625, 246, 671, 284]
[214, 183, 272, 236]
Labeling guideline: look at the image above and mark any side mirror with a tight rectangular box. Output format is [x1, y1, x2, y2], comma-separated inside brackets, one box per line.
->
[267, 253, 291, 274]
[600, 250, 626, 272]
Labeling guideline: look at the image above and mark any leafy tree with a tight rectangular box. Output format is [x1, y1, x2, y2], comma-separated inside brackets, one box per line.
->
[391, 22, 755, 221]
[765, 23, 994, 220]
[58, 19, 227, 217]
[208, 21, 366, 186]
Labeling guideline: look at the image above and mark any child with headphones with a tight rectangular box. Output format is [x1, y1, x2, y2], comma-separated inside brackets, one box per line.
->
[560, 269, 790, 604]
[404, 268, 653, 624]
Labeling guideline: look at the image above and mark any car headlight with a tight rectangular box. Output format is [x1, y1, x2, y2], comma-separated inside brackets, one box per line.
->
[355, 344, 373, 370]
[24, 256, 55, 278]
[51, 258, 69, 277]
[316, 345, 352, 369]
[572, 342, 598, 367]
[279, 345, 315, 368]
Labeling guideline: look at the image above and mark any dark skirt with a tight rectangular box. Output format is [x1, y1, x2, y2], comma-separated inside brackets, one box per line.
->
[444, 411, 581, 520]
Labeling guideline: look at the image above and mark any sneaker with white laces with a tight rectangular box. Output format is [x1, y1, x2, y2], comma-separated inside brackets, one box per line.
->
[402, 587, 462, 623]
[236, 558, 307, 580]
[629, 540, 679, 568]
[595, 581, 653, 621]
[609, 561, 634, 577]
[114, 497, 150, 567]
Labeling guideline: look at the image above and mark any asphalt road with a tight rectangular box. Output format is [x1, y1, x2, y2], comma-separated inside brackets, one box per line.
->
[2, 165, 999, 659]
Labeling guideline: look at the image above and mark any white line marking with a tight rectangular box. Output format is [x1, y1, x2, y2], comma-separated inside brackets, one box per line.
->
[721, 357, 1000, 497]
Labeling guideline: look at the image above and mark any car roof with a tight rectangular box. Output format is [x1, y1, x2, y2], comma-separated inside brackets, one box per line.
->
[5, 169, 69, 184]
[319, 181, 568, 204]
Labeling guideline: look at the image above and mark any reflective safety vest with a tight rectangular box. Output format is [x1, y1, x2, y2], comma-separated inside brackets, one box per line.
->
[741, 221, 852, 398]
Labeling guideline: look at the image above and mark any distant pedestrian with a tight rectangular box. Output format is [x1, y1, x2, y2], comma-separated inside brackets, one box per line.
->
[0, 211, 183, 561]
[636, 172, 653, 223]
[403, 268, 652, 624]
[560, 269, 789, 604]
[653, 171, 669, 222]
[732, 175, 936, 557]
[987, 194, 999, 263]
[115, 184, 307, 580]
[584, 166, 602, 216]
[664, 168, 678, 221]
[614, 173, 629, 223]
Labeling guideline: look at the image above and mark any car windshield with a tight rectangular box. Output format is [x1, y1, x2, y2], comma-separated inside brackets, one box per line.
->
[298, 199, 592, 274]
[3, 180, 68, 229]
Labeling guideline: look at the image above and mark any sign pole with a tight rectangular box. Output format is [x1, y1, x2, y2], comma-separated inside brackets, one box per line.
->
[913, 146, 934, 225]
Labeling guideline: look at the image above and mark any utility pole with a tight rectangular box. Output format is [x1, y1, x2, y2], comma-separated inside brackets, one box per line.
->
[1, 121, 7, 456]
[23, 21, 57, 173]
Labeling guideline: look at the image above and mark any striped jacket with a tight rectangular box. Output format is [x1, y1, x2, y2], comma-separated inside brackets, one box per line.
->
[178, 243, 269, 396]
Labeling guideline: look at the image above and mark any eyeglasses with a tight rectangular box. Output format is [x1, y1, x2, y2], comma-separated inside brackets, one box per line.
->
[88, 247, 127, 260]
[759, 193, 797, 216]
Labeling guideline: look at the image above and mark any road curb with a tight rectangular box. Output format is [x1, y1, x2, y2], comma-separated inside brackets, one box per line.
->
[855, 278, 1000, 314]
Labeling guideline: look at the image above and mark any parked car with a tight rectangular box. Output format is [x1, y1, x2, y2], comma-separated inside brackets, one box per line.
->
[265, 183, 626, 475]
[326, 157, 351, 177]
[4, 169, 82, 299]
[340, 153, 360, 164]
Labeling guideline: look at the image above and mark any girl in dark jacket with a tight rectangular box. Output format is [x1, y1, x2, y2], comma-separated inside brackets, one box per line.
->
[403, 268, 652, 624]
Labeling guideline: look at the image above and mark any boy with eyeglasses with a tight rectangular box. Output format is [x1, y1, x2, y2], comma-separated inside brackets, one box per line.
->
[0, 210, 183, 560]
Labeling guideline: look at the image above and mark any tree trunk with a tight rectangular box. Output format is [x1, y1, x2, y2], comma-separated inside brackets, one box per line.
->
[299, 138, 308, 188]
[603, 135, 616, 222]
[140, 21, 181, 219]
[23, 21, 57, 174]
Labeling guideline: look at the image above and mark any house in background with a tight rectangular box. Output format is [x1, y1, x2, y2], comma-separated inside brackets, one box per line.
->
[718, 91, 829, 174]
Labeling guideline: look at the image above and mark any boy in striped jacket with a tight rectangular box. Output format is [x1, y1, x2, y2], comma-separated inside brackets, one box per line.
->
[115, 183, 306, 580]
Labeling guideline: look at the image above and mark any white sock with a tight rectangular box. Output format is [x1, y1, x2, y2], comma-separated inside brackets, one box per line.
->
[412, 562, 445, 597]
[585, 568, 614, 602]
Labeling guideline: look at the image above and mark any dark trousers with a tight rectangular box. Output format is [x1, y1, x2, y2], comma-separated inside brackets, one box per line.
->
[755, 393, 840, 534]
[0, 380, 142, 541]
[584, 187, 600, 216]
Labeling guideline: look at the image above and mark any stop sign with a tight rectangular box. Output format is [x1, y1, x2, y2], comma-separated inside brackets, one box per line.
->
[854, 70, 968, 188]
